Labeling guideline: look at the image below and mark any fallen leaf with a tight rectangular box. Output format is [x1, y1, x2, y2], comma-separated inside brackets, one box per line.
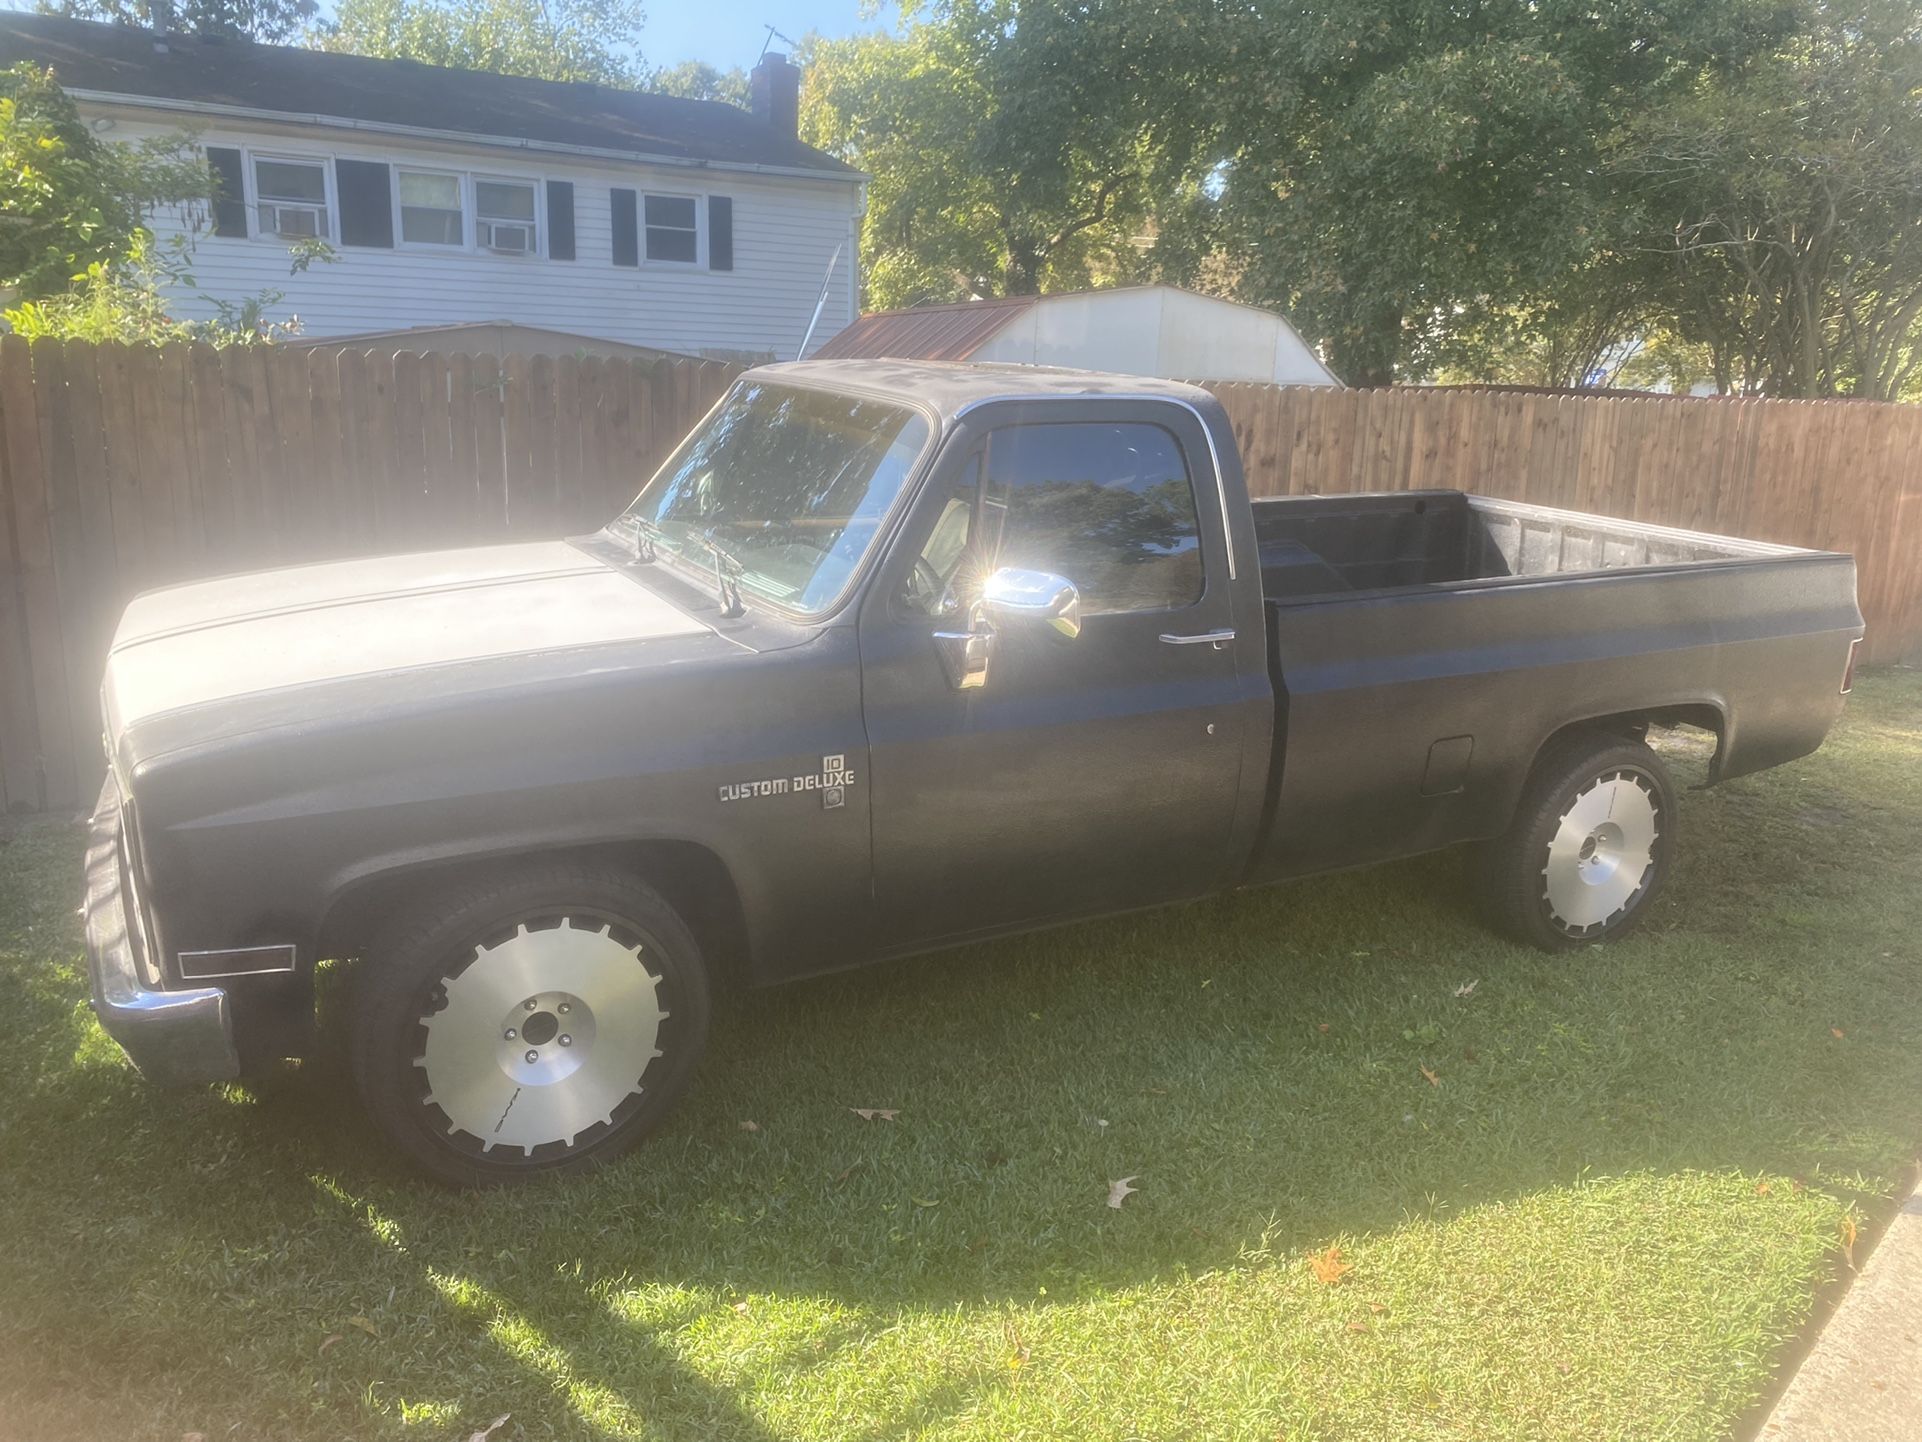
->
[182, 1434, 206, 1442]
[1005, 1322, 1030, 1370]
[1317, 1023, 1332, 1034]
[732, 1300, 750, 1315]
[1309, 1244, 1352, 1285]
[1107, 1176, 1140, 1209]
[1346, 1320, 1370, 1333]
[1454, 980, 1479, 998]
[1461, 1047, 1479, 1063]
[466, 1416, 511, 1442]
[318, 1333, 343, 1356]
[1420, 1066, 1441, 1087]
[1368, 1301, 1388, 1315]
[850, 1108, 899, 1122]
[346, 1316, 378, 1338]
[1843, 1212, 1860, 1266]
[1832, 1027, 1846, 1040]
[738, 1120, 760, 1133]
[1755, 1180, 1772, 1196]
[911, 1196, 940, 1208]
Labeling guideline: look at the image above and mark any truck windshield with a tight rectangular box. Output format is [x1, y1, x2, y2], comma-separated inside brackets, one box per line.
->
[613, 380, 932, 616]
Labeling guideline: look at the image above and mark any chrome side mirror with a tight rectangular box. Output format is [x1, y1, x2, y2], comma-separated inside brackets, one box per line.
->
[979, 568, 1082, 641]
[932, 568, 1080, 691]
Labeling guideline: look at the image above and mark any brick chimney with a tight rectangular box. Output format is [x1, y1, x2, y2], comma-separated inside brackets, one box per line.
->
[751, 52, 800, 139]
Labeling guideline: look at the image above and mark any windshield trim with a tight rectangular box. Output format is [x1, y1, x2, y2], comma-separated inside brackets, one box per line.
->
[611, 374, 945, 625]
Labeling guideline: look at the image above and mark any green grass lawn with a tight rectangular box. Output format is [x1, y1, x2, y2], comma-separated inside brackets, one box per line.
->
[2, 672, 1920, 1442]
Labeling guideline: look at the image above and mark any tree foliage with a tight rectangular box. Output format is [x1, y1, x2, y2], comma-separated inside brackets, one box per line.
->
[650, 59, 748, 107]
[1609, 0, 1922, 398]
[314, 0, 646, 87]
[801, 2, 1206, 308]
[2, 231, 314, 344]
[801, 0, 1922, 395]
[38, 0, 318, 42]
[0, 62, 210, 302]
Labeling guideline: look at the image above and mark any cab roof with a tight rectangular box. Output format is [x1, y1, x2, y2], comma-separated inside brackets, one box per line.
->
[752, 359, 1217, 416]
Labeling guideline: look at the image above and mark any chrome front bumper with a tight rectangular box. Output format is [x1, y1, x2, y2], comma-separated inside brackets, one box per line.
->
[82, 780, 240, 1086]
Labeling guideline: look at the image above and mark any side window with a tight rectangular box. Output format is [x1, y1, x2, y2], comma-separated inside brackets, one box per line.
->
[902, 452, 982, 615]
[985, 422, 1203, 614]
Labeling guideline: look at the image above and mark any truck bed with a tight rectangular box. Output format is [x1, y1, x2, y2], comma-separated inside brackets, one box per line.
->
[1245, 490, 1861, 885]
[1254, 490, 1807, 600]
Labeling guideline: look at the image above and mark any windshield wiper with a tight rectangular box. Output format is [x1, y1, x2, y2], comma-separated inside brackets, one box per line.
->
[622, 515, 667, 564]
[702, 530, 749, 619]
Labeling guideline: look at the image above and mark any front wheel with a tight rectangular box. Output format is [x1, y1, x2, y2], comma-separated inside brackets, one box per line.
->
[347, 862, 710, 1186]
[1470, 733, 1677, 951]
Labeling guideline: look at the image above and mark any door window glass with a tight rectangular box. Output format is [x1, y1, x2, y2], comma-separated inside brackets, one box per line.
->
[983, 422, 1203, 614]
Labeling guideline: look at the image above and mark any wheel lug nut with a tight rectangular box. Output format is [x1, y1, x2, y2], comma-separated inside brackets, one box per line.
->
[503, 1027, 517, 1040]
[525, 1049, 539, 1064]
[524, 999, 538, 1011]
[559, 1034, 572, 1047]
[557, 1002, 570, 1014]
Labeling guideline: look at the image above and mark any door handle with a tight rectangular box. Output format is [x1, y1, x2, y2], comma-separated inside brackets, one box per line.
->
[1159, 628, 1236, 649]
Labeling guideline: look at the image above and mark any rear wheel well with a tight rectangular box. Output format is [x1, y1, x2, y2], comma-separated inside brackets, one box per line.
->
[1530, 703, 1726, 782]
[318, 841, 750, 987]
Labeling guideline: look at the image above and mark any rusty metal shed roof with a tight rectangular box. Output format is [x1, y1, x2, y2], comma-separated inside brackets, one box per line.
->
[811, 295, 1038, 362]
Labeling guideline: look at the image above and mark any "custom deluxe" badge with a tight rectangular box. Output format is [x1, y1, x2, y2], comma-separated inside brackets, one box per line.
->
[718, 754, 858, 809]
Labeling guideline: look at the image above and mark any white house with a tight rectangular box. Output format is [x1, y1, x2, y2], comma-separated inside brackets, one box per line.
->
[0, 12, 865, 360]
[815, 285, 1342, 386]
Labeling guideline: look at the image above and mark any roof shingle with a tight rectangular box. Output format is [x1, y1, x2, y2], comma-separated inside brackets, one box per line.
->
[0, 11, 859, 177]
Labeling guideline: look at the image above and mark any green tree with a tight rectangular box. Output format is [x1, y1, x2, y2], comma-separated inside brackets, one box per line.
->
[2, 232, 308, 344]
[802, 3, 1206, 307]
[1610, 0, 1922, 398]
[1202, 0, 1808, 385]
[314, 0, 646, 87]
[38, 0, 318, 42]
[0, 62, 209, 302]
[650, 59, 748, 107]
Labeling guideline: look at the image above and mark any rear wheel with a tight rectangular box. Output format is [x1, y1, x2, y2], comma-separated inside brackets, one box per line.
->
[347, 861, 710, 1186]
[1470, 733, 1677, 951]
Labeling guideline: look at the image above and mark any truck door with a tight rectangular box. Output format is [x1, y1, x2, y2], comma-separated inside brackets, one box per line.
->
[857, 398, 1254, 952]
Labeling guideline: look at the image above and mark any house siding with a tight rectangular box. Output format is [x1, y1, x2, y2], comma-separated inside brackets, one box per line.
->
[99, 107, 862, 360]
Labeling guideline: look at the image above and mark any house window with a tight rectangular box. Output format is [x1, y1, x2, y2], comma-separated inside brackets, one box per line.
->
[475, 178, 538, 256]
[644, 194, 698, 263]
[398, 169, 464, 246]
[253, 156, 330, 241]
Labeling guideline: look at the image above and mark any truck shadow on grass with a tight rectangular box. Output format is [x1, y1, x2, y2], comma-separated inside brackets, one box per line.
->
[3, 676, 1920, 1440]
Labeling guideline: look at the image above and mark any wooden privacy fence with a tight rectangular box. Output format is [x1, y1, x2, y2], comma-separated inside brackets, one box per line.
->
[1, 338, 1917, 814]
[1203, 381, 1922, 661]
[0, 338, 739, 814]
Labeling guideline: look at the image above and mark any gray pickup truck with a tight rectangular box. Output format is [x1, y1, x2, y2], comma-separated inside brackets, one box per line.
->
[83, 360, 1863, 1183]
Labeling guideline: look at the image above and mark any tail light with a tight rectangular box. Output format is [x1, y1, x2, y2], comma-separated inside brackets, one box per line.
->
[1841, 637, 1862, 695]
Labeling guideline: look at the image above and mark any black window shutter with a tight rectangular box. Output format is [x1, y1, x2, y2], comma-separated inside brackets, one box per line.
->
[611, 187, 638, 267]
[335, 159, 394, 248]
[708, 195, 733, 271]
[546, 180, 576, 261]
[207, 146, 247, 238]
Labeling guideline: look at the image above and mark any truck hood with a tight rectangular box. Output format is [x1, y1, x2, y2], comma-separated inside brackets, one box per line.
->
[104, 540, 710, 737]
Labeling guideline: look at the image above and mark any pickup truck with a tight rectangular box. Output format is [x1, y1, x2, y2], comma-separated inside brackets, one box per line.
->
[83, 360, 1864, 1184]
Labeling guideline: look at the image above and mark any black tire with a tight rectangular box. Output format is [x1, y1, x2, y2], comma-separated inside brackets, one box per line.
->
[347, 860, 710, 1187]
[1469, 732, 1678, 952]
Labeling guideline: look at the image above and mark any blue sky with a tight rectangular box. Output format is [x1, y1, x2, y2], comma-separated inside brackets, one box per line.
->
[642, 0, 894, 71]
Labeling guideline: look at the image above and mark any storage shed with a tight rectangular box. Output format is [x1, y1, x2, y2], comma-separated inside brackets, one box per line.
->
[814, 285, 1341, 386]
